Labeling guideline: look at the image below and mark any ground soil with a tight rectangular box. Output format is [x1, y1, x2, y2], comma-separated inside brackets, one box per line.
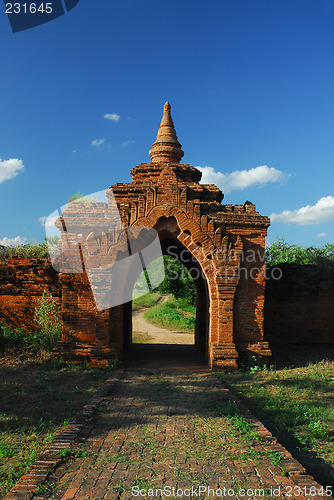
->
[132, 308, 195, 345]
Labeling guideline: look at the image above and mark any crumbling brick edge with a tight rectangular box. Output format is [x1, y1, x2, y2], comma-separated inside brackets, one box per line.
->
[3, 369, 126, 500]
[213, 374, 333, 500]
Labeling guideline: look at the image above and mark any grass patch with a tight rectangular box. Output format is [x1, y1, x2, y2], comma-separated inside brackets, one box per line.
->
[144, 295, 195, 332]
[0, 359, 114, 498]
[132, 292, 161, 311]
[216, 357, 334, 486]
[0, 323, 59, 361]
[214, 399, 283, 466]
[214, 400, 260, 442]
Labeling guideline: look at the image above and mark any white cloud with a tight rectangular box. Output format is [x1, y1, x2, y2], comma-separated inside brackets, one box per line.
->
[0, 158, 24, 184]
[91, 139, 106, 147]
[104, 113, 120, 122]
[271, 196, 334, 226]
[121, 139, 136, 147]
[40, 213, 61, 227]
[0, 236, 27, 246]
[198, 165, 289, 193]
[317, 232, 327, 238]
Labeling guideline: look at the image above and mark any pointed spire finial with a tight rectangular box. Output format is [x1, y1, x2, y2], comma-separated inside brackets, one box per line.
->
[149, 102, 184, 163]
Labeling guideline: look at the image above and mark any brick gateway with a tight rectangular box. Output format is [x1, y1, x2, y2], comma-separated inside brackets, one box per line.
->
[53, 103, 271, 370]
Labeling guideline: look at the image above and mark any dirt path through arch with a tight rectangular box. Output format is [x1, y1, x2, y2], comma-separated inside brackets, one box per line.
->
[132, 308, 195, 345]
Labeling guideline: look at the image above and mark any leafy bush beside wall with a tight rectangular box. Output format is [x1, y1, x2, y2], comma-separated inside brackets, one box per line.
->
[0, 238, 59, 262]
[265, 238, 334, 266]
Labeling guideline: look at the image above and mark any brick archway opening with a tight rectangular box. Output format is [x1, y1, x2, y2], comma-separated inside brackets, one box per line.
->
[53, 102, 271, 370]
[121, 218, 210, 367]
[130, 251, 196, 347]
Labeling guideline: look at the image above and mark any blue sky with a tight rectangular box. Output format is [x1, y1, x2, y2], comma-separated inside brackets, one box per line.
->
[0, 0, 333, 248]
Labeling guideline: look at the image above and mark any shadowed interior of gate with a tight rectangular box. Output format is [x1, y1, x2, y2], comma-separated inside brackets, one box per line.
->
[121, 221, 210, 368]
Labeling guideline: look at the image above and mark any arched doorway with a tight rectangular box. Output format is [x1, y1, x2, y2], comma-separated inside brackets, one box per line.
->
[120, 217, 209, 366]
[131, 253, 197, 347]
[54, 102, 271, 370]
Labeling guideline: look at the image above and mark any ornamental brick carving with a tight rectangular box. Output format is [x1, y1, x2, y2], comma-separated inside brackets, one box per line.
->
[53, 102, 272, 369]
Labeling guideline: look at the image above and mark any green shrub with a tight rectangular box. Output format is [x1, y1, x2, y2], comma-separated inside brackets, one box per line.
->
[0, 291, 62, 355]
[265, 238, 334, 286]
[0, 324, 33, 351]
[34, 291, 62, 351]
[265, 238, 334, 266]
[0, 238, 59, 263]
[67, 191, 96, 204]
[156, 256, 196, 305]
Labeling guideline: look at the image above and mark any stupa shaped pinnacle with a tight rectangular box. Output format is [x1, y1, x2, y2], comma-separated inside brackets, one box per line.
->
[149, 102, 184, 163]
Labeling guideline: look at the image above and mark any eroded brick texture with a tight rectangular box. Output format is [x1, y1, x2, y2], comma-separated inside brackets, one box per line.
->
[0, 258, 61, 331]
[53, 102, 272, 369]
[265, 263, 334, 344]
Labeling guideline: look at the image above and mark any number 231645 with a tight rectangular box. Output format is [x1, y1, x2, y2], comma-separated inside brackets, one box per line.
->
[6, 3, 53, 14]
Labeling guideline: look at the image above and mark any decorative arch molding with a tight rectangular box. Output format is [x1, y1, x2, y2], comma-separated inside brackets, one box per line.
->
[54, 102, 271, 370]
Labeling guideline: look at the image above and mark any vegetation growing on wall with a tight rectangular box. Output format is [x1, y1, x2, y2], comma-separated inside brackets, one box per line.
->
[0, 241, 49, 261]
[3, 237, 333, 266]
[0, 237, 59, 262]
[67, 191, 96, 203]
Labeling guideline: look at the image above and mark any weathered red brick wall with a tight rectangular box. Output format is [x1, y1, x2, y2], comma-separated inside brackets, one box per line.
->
[264, 263, 334, 343]
[0, 258, 61, 332]
[234, 231, 270, 357]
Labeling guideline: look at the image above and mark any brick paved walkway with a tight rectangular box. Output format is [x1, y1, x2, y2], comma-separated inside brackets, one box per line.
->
[22, 367, 329, 500]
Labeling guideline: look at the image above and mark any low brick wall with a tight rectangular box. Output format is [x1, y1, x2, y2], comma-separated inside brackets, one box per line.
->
[264, 263, 334, 343]
[0, 258, 61, 331]
[1, 259, 333, 345]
